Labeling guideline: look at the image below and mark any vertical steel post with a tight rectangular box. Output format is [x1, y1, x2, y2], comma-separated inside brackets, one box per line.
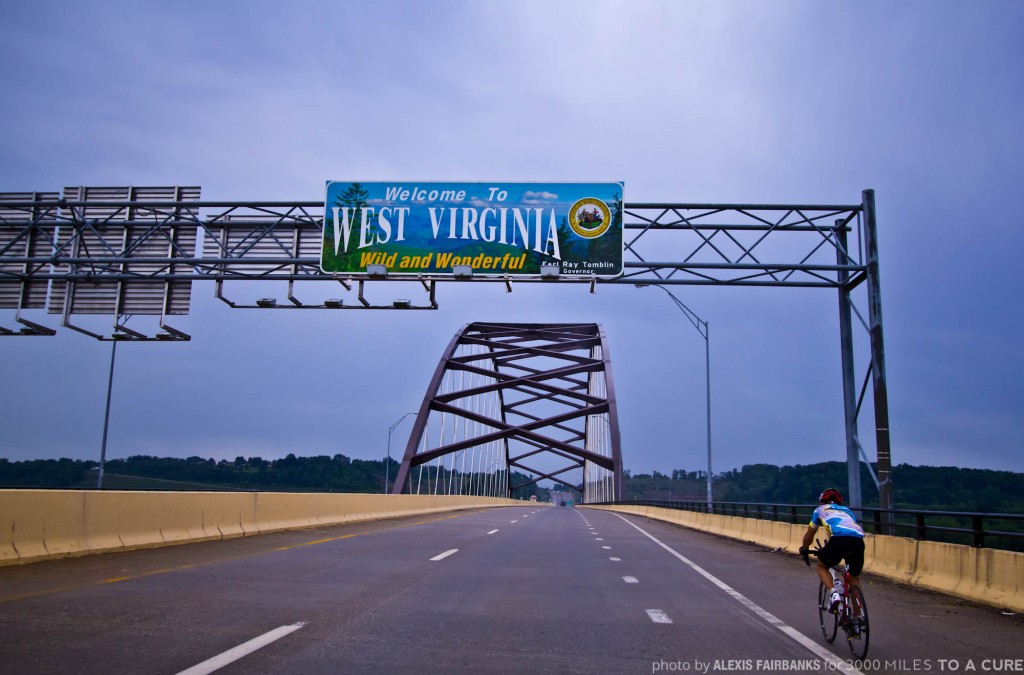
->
[504, 439, 512, 499]
[385, 426, 391, 493]
[862, 190, 895, 524]
[705, 322, 713, 511]
[97, 339, 117, 489]
[836, 220, 862, 510]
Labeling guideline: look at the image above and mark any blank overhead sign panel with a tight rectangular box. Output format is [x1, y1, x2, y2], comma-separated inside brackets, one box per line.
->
[0, 186, 200, 339]
[48, 186, 201, 316]
[0, 191, 60, 312]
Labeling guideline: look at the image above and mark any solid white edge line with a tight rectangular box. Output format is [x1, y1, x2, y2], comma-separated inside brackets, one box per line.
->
[430, 548, 459, 561]
[486, 529, 499, 535]
[176, 622, 306, 675]
[611, 513, 864, 675]
[646, 609, 673, 624]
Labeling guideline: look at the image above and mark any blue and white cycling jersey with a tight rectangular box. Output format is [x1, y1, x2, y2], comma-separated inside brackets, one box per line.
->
[809, 504, 864, 538]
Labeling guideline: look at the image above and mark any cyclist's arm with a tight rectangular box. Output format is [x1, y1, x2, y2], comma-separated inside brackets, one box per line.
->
[801, 524, 817, 551]
[801, 507, 822, 552]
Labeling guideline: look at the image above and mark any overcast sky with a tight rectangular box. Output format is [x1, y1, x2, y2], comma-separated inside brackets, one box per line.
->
[1, 1, 1022, 482]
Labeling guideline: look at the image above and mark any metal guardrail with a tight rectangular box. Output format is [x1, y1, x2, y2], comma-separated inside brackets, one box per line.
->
[591, 499, 1024, 550]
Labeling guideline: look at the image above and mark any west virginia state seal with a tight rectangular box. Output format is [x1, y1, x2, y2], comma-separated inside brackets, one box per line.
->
[568, 197, 612, 239]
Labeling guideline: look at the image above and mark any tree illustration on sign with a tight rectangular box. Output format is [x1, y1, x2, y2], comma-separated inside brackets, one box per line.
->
[326, 183, 371, 266]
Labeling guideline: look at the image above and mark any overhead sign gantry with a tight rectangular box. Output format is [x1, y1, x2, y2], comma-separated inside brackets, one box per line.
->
[0, 183, 892, 518]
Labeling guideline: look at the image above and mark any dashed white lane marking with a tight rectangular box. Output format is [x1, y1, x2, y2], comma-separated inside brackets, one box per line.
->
[595, 538, 604, 541]
[602, 546, 611, 550]
[612, 513, 864, 675]
[430, 549, 459, 561]
[510, 520, 518, 524]
[523, 515, 528, 518]
[623, 576, 639, 584]
[646, 609, 672, 624]
[176, 622, 306, 675]
[609, 557, 621, 561]
[486, 529, 499, 535]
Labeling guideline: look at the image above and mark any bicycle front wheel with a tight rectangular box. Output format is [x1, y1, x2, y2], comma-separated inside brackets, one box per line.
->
[846, 585, 870, 659]
[818, 582, 838, 643]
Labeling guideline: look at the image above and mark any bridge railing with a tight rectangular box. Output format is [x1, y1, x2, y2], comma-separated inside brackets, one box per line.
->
[591, 500, 1024, 551]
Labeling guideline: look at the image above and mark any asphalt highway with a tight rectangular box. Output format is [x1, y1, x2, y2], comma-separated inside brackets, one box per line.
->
[0, 506, 1020, 674]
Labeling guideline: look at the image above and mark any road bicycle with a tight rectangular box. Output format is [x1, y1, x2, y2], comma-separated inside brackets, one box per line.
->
[802, 546, 870, 659]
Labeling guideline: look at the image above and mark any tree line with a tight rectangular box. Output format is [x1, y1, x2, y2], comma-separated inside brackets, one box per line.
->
[626, 461, 1024, 514]
[3, 456, 1022, 515]
[0, 454, 549, 500]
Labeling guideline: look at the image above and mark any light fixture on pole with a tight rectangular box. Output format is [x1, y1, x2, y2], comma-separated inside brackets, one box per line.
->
[386, 412, 417, 493]
[635, 283, 713, 511]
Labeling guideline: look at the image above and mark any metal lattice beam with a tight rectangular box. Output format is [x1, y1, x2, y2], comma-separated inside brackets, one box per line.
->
[0, 196, 864, 289]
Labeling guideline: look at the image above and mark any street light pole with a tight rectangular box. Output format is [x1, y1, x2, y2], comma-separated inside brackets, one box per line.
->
[97, 339, 118, 489]
[636, 284, 713, 511]
[386, 412, 417, 493]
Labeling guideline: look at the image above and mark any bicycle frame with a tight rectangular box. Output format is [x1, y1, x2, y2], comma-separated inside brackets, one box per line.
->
[829, 566, 860, 627]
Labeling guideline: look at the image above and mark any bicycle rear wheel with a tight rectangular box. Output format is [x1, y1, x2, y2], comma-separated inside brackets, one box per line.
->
[817, 582, 838, 643]
[846, 585, 870, 659]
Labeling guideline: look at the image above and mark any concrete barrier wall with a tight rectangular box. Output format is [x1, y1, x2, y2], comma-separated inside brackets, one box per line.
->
[0, 490, 529, 567]
[584, 504, 1024, 613]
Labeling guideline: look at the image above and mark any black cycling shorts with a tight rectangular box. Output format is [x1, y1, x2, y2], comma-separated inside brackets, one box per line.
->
[818, 535, 865, 576]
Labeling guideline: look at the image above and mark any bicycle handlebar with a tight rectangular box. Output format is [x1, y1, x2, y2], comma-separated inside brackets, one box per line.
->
[801, 547, 823, 566]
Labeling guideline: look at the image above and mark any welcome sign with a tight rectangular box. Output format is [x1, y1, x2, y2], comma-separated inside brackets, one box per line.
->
[321, 182, 623, 277]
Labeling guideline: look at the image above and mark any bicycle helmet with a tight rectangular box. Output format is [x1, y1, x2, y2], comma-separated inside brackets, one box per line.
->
[819, 487, 843, 504]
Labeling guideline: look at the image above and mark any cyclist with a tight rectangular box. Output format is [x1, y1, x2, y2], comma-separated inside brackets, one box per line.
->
[799, 487, 865, 613]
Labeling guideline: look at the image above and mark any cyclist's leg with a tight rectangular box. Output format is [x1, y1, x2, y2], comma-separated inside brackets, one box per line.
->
[816, 537, 844, 607]
[816, 560, 833, 588]
[843, 538, 867, 618]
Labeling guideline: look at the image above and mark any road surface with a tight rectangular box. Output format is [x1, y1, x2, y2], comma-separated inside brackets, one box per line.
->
[0, 506, 1020, 674]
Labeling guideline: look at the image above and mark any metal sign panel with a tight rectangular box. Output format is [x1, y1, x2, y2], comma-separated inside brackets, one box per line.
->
[321, 182, 624, 278]
[48, 186, 200, 316]
[0, 192, 60, 310]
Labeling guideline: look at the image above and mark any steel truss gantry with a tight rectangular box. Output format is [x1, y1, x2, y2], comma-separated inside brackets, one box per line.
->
[0, 186, 891, 514]
[391, 323, 622, 502]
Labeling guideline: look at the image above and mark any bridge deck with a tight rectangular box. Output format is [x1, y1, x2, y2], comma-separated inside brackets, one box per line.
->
[0, 507, 1019, 674]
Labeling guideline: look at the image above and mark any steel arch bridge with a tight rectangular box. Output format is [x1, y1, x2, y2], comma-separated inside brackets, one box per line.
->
[391, 323, 622, 503]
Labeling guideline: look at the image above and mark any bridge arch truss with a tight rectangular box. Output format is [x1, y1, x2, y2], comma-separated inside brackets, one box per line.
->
[391, 323, 622, 503]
